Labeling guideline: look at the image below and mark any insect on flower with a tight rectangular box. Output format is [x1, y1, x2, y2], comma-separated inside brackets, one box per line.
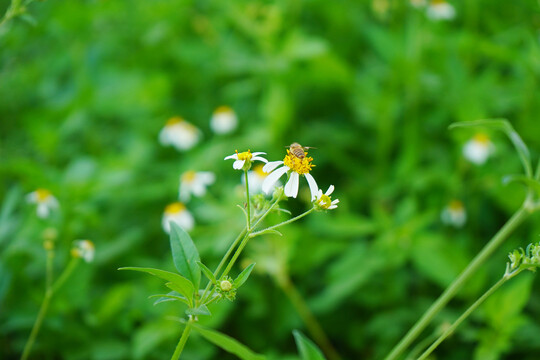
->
[288, 142, 316, 160]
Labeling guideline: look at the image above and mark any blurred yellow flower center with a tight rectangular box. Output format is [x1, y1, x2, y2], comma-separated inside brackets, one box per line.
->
[431, 0, 446, 4]
[449, 200, 464, 211]
[182, 171, 197, 183]
[236, 150, 253, 161]
[473, 133, 490, 145]
[36, 188, 52, 202]
[283, 150, 314, 175]
[165, 202, 186, 214]
[166, 116, 184, 126]
[214, 105, 232, 114]
[253, 164, 266, 177]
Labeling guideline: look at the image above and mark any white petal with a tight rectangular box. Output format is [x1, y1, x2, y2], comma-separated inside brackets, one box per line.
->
[224, 154, 239, 160]
[262, 166, 289, 194]
[328, 205, 338, 209]
[284, 172, 300, 198]
[251, 152, 266, 156]
[233, 160, 245, 169]
[325, 185, 335, 196]
[316, 189, 323, 199]
[198, 172, 216, 185]
[179, 186, 191, 202]
[304, 173, 318, 201]
[37, 204, 50, 218]
[263, 161, 283, 173]
[26, 192, 38, 203]
[332, 199, 340, 205]
[252, 156, 268, 163]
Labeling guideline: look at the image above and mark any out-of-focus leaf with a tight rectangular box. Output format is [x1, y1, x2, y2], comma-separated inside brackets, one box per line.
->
[150, 291, 189, 306]
[185, 304, 211, 316]
[293, 330, 326, 360]
[192, 323, 266, 360]
[170, 222, 201, 289]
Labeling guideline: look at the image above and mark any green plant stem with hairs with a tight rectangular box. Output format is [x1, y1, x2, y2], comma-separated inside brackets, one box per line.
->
[385, 201, 533, 360]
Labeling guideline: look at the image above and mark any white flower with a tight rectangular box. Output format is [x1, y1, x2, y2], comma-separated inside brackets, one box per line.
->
[162, 202, 194, 233]
[159, 117, 201, 151]
[315, 185, 339, 210]
[241, 164, 279, 194]
[426, 0, 456, 21]
[26, 189, 59, 218]
[210, 106, 238, 135]
[224, 150, 267, 171]
[262, 150, 318, 200]
[441, 200, 466, 228]
[179, 170, 215, 202]
[462, 133, 494, 165]
[71, 240, 95, 263]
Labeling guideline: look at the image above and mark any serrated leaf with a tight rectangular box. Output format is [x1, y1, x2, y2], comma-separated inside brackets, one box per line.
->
[197, 261, 216, 284]
[185, 304, 211, 316]
[192, 323, 266, 360]
[450, 119, 532, 178]
[118, 267, 194, 306]
[293, 330, 326, 360]
[502, 175, 540, 197]
[149, 293, 190, 306]
[170, 222, 201, 288]
[234, 263, 256, 289]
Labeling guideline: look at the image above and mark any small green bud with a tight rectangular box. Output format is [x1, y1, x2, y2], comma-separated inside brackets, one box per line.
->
[220, 280, 232, 292]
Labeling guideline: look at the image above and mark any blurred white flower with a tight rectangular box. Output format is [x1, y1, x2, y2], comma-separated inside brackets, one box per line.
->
[179, 170, 215, 202]
[426, 0, 455, 21]
[71, 240, 95, 263]
[241, 164, 279, 194]
[441, 200, 466, 228]
[159, 117, 201, 151]
[162, 202, 194, 234]
[225, 150, 267, 171]
[315, 185, 339, 210]
[26, 189, 59, 218]
[463, 133, 494, 165]
[262, 150, 318, 200]
[210, 106, 238, 135]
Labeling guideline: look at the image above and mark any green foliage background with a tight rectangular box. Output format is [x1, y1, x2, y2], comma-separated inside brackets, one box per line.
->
[2, 0, 540, 359]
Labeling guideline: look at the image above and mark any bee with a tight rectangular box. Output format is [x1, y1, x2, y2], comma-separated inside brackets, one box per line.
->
[288, 142, 315, 159]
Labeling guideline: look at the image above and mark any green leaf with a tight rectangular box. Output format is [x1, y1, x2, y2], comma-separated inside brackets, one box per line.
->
[192, 323, 266, 360]
[293, 330, 326, 360]
[149, 292, 190, 306]
[118, 267, 194, 305]
[502, 175, 540, 197]
[169, 222, 201, 288]
[185, 304, 211, 316]
[234, 263, 256, 289]
[450, 119, 532, 178]
[197, 261, 216, 284]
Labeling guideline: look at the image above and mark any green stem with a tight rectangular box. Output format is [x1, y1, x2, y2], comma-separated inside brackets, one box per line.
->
[46, 249, 54, 290]
[220, 234, 250, 278]
[278, 273, 342, 360]
[52, 258, 79, 294]
[20, 291, 52, 360]
[171, 320, 193, 360]
[384, 205, 530, 360]
[417, 275, 511, 360]
[200, 228, 247, 303]
[245, 170, 251, 230]
[250, 207, 315, 238]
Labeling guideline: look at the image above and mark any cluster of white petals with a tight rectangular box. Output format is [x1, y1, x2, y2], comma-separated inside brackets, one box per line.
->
[26, 189, 59, 219]
[162, 202, 194, 233]
[71, 240, 95, 263]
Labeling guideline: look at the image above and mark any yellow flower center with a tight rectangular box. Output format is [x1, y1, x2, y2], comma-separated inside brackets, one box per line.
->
[317, 194, 332, 208]
[214, 105, 232, 114]
[449, 200, 464, 211]
[283, 150, 314, 175]
[166, 116, 184, 126]
[253, 164, 266, 177]
[165, 202, 186, 215]
[431, 0, 445, 5]
[182, 171, 197, 183]
[36, 188, 52, 202]
[473, 133, 490, 145]
[236, 150, 253, 161]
